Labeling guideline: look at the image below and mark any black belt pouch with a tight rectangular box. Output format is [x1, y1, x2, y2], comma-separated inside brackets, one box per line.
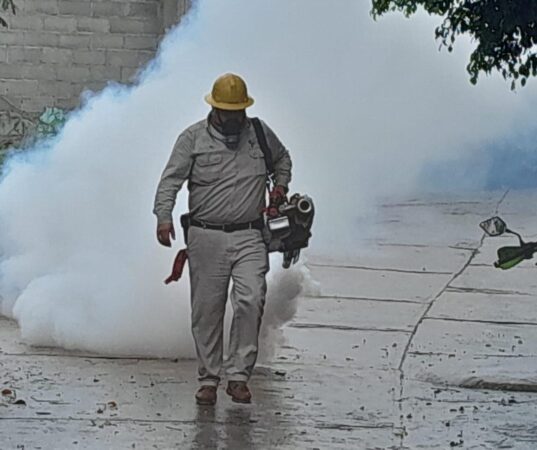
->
[180, 213, 190, 243]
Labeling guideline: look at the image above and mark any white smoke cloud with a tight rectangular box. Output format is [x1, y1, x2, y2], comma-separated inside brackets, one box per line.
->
[1, 0, 536, 356]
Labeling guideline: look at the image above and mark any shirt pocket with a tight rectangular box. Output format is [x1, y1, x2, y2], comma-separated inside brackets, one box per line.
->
[248, 147, 268, 177]
[190, 153, 224, 185]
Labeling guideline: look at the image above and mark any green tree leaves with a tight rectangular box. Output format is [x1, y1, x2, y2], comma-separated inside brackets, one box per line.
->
[371, 0, 537, 89]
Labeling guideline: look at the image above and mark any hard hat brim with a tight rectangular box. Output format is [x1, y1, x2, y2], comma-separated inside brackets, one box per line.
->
[204, 94, 254, 110]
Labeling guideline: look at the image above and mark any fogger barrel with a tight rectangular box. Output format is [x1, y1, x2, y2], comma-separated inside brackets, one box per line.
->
[297, 195, 313, 214]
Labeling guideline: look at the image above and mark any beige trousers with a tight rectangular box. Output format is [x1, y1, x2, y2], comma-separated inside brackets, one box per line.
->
[187, 226, 269, 386]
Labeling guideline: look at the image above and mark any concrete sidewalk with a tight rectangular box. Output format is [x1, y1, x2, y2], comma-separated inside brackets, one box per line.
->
[2, 190, 537, 449]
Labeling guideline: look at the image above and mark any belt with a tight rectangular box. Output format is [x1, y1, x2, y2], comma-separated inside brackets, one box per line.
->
[189, 217, 264, 232]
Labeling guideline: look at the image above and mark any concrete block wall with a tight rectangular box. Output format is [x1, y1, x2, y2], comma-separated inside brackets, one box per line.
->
[0, 0, 189, 149]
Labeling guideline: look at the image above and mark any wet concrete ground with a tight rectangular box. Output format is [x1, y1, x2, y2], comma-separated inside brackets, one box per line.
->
[2, 190, 537, 449]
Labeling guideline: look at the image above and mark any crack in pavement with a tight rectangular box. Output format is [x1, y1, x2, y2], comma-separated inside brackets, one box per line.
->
[396, 244, 485, 371]
[470, 263, 536, 271]
[271, 359, 401, 370]
[306, 263, 453, 276]
[314, 421, 398, 431]
[380, 201, 483, 208]
[377, 242, 437, 249]
[399, 395, 537, 406]
[0, 352, 194, 362]
[395, 189, 510, 449]
[376, 242, 479, 251]
[473, 354, 537, 359]
[407, 350, 456, 357]
[0, 417, 200, 424]
[408, 350, 536, 359]
[446, 286, 534, 296]
[424, 316, 537, 327]
[303, 295, 423, 305]
[0, 415, 398, 433]
[0, 416, 293, 427]
[289, 322, 412, 333]
[448, 245, 477, 251]
[459, 379, 537, 393]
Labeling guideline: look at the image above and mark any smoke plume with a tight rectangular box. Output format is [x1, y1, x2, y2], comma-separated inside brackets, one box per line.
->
[1, 0, 536, 357]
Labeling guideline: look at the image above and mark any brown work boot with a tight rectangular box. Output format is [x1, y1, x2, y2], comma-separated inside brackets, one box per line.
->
[226, 381, 252, 404]
[195, 385, 217, 405]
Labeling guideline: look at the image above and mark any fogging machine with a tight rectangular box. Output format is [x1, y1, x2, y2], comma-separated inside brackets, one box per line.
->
[265, 193, 314, 268]
[251, 117, 315, 268]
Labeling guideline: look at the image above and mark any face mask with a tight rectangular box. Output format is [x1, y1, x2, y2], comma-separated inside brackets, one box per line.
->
[213, 110, 245, 136]
[220, 118, 244, 135]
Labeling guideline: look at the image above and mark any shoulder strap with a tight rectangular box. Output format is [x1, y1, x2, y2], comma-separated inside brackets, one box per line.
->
[251, 117, 274, 177]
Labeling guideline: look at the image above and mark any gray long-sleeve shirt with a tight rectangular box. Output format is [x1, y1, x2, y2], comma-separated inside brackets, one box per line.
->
[153, 117, 292, 225]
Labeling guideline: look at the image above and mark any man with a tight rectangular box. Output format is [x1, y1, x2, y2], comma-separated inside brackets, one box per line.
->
[153, 73, 292, 405]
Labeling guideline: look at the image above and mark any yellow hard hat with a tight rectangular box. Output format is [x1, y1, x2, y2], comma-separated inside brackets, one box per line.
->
[205, 73, 254, 110]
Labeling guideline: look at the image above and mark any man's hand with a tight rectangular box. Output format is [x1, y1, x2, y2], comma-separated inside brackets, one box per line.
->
[157, 223, 176, 247]
[267, 185, 287, 217]
[269, 185, 287, 205]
